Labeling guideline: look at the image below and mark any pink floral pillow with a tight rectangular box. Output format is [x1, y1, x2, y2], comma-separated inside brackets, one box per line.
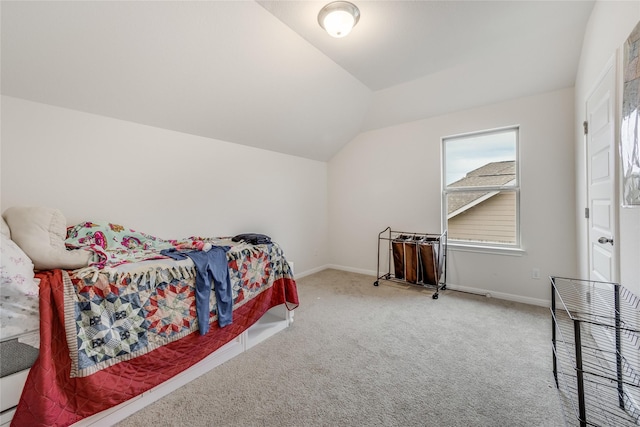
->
[1, 233, 39, 296]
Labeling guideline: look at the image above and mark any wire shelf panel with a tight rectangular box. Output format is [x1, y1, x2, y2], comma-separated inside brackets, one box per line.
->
[551, 276, 640, 427]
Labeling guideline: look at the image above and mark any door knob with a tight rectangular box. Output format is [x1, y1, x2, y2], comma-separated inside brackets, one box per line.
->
[598, 236, 614, 245]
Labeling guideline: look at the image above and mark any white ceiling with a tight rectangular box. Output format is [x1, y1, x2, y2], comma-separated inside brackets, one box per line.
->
[1, 1, 594, 161]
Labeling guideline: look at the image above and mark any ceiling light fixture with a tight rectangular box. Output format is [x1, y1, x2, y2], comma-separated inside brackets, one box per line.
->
[317, 1, 360, 38]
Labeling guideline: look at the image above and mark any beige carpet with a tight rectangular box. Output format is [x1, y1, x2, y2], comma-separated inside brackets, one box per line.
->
[116, 269, 566, 427]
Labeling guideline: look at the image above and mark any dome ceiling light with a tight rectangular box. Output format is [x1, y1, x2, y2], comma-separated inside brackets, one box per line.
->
[317, 1, 360, 38]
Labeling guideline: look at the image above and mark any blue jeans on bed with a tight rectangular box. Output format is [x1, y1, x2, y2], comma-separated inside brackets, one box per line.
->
[161, 247, 232, 334]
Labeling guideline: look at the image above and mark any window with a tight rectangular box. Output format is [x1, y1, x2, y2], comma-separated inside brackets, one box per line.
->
[442, 127, 520, 249]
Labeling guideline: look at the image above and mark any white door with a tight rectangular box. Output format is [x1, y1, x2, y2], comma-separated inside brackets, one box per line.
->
[586, 61, 617, 284]
[585, 60, 622, 384]
[585, 59, 640, 420]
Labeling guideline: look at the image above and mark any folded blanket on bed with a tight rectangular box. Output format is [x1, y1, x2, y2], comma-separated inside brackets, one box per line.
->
[13, 262, 299, 427]
[61, 238, 295, 378]
[66, 221, 221, 269]
[66, 221, 173, 268]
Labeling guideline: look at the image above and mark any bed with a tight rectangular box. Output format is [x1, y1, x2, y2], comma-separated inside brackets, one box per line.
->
[0, 207, 299, 427]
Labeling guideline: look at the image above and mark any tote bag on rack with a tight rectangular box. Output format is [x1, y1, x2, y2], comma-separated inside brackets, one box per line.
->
[391, 235, 408, 280]
[404, 236, 422, 284]
[419, 238, 440, 286]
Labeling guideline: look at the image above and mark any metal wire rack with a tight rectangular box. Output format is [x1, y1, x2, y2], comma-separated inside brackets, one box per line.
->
[374, 227, 447, 299]
[551, 276, 640, 426]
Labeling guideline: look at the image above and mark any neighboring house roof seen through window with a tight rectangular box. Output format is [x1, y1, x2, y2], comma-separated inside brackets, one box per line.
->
[447, 160, 516, 216]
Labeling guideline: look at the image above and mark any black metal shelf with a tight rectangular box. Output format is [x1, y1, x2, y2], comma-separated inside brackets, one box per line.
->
[551, 276, 640, 426]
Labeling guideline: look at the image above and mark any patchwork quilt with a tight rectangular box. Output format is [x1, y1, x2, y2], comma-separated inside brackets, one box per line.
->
[11, 239, 298, 427]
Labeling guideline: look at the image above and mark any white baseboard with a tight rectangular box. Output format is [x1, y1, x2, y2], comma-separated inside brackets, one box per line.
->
[294, 264, 330, 279]
[326, 264, 377, 277]
[301, 265, 551, 307]
[434, 283, 550, 307]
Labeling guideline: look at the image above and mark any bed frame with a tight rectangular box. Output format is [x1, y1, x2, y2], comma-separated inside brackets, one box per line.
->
[0, 370, 31, 425]
[0, 303, 293, 426]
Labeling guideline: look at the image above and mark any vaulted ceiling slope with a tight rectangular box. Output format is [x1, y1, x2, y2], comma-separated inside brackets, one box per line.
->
[1, 1, 594, 161]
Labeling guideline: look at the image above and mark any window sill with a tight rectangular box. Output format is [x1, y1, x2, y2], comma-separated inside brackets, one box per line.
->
[447, 242, 525, 256]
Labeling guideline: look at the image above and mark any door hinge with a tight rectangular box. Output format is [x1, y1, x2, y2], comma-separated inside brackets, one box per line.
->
[585, 207, 590, 219]
[583, 120, 588, 135]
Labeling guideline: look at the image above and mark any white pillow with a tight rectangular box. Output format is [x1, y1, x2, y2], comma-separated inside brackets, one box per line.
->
[0, 233, 40, 341]
[1, 216, 10, 239]
[0, 233, 39, 296]
[2, 206, 91, 270]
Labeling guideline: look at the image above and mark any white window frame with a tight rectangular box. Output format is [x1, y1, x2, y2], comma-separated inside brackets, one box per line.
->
[441, 126, 523, 254]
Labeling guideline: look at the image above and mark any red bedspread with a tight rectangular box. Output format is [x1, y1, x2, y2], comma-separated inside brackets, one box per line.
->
[12, 269, 298, 426]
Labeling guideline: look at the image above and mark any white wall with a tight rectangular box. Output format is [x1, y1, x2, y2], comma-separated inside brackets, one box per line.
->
[0, 96, 329, 276]
[328, 88, 577, 306]
[3, 1, 637, 303]
[574, 1, 640, 296]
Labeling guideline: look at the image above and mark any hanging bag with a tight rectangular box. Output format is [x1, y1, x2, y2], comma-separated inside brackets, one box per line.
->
[404, 235, 422, 284]
[419, 237, 440, 286]
[391, 234, 408, 279]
